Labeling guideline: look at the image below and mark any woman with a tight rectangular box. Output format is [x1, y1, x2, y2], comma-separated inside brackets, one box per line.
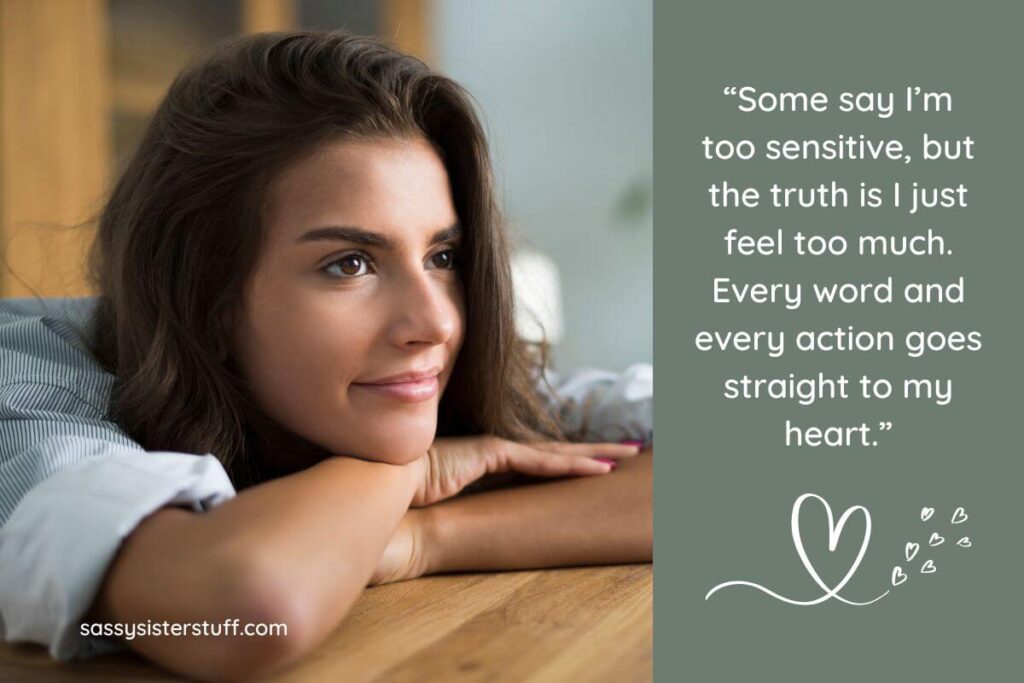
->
[0, 31, 652, 681]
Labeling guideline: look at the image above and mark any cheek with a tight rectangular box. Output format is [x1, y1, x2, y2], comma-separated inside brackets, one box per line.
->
[295, 300, 376, 375]
[233, 274, 464, 460]
[238, 294, 376, 431]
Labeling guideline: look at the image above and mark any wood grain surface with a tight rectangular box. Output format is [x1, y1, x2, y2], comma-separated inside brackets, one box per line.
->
[0, 564, 652, 682]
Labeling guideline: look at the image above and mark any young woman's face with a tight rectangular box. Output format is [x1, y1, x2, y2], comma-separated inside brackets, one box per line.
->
[231, 136, 465, 465]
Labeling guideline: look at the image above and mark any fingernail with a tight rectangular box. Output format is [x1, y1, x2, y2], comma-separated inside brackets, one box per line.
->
[619, 440, 643, 449]
[594, 457, 618, 470]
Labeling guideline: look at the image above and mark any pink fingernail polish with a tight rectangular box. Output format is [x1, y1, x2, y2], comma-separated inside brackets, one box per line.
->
[594, 457, 618, 469]
[619, 440, 643, 448]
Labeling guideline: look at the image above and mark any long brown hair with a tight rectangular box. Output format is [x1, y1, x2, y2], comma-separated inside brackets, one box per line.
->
[86, 31, 565, 488]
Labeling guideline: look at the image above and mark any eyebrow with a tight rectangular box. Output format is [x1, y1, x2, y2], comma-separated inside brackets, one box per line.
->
[295, 223, 462, 250]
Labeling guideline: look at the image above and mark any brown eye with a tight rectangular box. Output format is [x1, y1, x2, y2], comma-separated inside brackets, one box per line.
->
[338, 255, 364, 275]
[323, 253, 372, 279]
[430, 248, 459, 270]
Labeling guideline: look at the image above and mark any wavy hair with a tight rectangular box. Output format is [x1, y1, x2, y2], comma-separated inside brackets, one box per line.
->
[86, 31, 565, 487]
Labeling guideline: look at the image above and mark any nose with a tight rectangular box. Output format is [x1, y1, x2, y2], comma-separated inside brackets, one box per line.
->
[385, 268, 461, 349]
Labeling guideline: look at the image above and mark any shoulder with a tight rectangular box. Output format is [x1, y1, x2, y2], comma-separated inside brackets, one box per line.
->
[0, 296, 112, 411]
[0, 295, 102, 352]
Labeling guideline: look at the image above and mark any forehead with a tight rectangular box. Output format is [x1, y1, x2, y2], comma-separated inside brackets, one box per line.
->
[263, 136, 456, 244]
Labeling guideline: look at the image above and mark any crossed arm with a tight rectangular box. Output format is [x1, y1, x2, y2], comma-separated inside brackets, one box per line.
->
[412, 447, 652, 577]
[88, 448, 652, 681]
[1, 304, 653, 680]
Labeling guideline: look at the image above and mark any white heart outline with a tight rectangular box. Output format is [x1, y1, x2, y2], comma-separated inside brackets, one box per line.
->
[791, 493, 874, 606]
[920, 559, 937, 574]
[705, 493, 890, 606]
[891, 566, 907, 586]
[956, 536, 972, 548]
[951, 507, 968, 524]
[905, 542, 920, 562]
[928, 532, 945, 547]
[921, 506, 935, 521]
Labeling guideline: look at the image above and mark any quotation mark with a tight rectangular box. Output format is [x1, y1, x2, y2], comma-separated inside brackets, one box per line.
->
[891, 505, 972, 588]
[723, 86, 739, 97]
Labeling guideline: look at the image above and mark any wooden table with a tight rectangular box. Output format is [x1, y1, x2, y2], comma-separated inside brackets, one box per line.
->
[0, 564, 652, 682]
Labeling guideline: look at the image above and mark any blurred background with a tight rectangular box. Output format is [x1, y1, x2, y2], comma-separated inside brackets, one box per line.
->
[0, 0, 650, 372]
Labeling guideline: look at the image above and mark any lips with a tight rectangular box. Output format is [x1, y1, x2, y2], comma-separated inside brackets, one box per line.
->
[352, 367, 441, 403]
[357, 366, 443, 385]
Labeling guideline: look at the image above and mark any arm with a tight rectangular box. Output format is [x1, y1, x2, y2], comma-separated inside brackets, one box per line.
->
[369, 357, 655, 584]
[90, 454, 422, 682]
[0, 299, 423, 679]
[419, 448, 651, 574]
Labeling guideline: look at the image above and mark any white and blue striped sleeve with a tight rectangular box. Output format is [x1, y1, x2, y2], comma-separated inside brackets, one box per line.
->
[536, 361, 654, 447]
[0, 297, 236, 661]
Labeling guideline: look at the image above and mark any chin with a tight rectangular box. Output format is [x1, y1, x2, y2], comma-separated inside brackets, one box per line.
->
[346, 424, 435, 466]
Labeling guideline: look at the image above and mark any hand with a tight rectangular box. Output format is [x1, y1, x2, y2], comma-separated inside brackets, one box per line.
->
[373, 446, 654, 583]
[410, 435, 640, 507]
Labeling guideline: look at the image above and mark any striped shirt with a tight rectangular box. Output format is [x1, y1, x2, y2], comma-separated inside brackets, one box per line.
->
[0, 296, 652, 661]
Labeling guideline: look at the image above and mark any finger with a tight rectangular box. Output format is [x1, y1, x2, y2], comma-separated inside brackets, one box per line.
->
[526, 441, 633, 454]
[505, 447, 613, 477]
[528, 441, 642, 458]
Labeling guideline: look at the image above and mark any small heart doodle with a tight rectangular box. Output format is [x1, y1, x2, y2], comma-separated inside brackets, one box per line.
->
[921, 507, 935, 522]
[951, 507, 968, 524]
[956, 536, 972, 548]
[905, 542, 920, 562]
[920, 559, 937, 574]
[928, 532, 944, 547]
[891, 566, 908, 586]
